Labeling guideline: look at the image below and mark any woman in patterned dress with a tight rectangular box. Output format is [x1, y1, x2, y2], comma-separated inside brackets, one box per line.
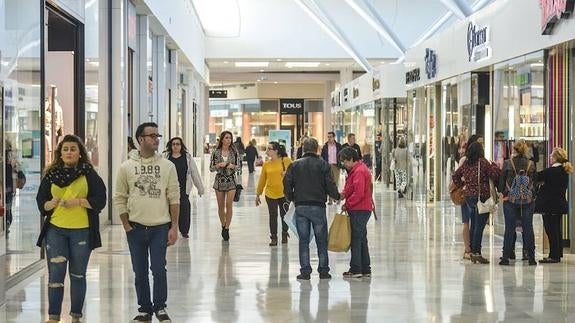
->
[210, 131, 240, 241]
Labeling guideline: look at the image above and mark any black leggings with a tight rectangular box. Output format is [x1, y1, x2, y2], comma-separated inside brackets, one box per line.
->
[265, 196, 289, 238]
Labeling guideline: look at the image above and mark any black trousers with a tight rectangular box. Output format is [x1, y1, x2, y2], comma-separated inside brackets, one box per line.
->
[178, 194, 191, 236]
[247, 159, 255, 173]
[542, 213, 563, 259]
[375, 159, 382, 181]
[265, 196, 288, 238]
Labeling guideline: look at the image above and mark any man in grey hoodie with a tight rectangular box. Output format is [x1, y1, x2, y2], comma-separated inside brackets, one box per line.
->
[114, 122, 180, 323]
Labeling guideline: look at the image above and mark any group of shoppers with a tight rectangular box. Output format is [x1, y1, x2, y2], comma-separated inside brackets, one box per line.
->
[452, 135, 572, 266]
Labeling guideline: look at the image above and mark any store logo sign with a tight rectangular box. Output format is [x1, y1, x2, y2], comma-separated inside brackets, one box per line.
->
[424, 48, 437, 79]
[209, 90, 227, 98]
[467, 22, 491, 62]
[405, 68, 420, 84]
[540, 0, 574, 34]
[280, 99, 304, 114]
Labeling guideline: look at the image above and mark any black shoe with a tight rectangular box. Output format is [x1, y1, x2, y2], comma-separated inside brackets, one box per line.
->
[182, 234, 189, 238]
[528, 258, 537, 266]
[539, 257, 560, 263]
[155, 309, 172, 323]
[319, 272, 332, 279]
[499, 258, 510, 266]
[221, 226, 225, 239]
[223, 228, 230, 241]
[297, 273, 311, 280]
[509, 251, 516, 260]
[398, 191, 404, 198]
[131, 312, 153, 323]
[343, 271, 362, 278]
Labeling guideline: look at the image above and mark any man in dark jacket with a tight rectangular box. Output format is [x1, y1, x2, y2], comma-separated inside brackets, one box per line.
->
[341, 133, 362, 159]
[284, 137, 340, 281]
[320, 131, 342, 204]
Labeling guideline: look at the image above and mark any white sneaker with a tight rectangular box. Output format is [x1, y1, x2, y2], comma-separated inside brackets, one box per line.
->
[155, 309, 172, 323]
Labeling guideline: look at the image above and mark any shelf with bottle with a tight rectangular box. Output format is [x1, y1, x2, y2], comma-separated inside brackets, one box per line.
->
[519, 136, 546, 141]
[519, 124, 545, 137]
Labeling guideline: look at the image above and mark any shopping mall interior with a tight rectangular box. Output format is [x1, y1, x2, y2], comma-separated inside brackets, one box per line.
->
[2, 0, 575, 322]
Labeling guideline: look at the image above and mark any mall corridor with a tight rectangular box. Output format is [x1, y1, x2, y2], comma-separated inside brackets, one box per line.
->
[2, 165, 574, 323]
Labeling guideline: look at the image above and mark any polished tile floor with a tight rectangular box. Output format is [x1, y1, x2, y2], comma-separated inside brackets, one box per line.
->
[2, 165, 575, 323]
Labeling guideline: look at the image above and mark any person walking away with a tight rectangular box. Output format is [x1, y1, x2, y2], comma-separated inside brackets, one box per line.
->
[498, 140, 537, 266]
[535, 147, 573, 263]
[392, 137, 410, 198]
[245, 139, 259, 174]
[114, 122, 180, 323]
[296, 135, 308, 159]
[339, 147, 373, 278]
[452, 142, 500, 264]
[164, 137, 205, 238]
[36, 135, 107, 323]
[320, 132, 342, 204]
[210, 131, 241, 241]
[234, 136, 245, 168]
[256, 142, 292, 246]
[284, 137, 340, 280]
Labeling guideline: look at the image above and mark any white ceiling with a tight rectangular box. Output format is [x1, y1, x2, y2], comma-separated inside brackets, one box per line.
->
[197, 0, 495, 82]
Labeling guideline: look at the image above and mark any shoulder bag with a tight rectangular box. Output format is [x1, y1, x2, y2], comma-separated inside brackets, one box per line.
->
[476, 159, 498, 214]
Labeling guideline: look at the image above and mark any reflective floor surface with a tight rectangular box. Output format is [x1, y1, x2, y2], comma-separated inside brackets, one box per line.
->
[2, 165, 575, 323]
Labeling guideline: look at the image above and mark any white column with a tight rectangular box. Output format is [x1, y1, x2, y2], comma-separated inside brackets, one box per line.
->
[169, 50, 178, 138]
[155, 36, 167, 147]
[323, 80, 336, 142]
[137, 15, 149, 125]
[110, 0, 127, 224]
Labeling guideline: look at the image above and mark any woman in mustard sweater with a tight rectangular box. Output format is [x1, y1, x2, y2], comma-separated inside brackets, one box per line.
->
[256, 141, 293, 246]
[36, 135, 106, 323]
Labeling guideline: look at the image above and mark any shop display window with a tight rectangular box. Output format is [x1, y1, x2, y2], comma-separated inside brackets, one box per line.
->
[493, 51, 546, 171]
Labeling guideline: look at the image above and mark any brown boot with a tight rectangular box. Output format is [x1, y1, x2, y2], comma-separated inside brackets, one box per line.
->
[282, 232, 289, 244]
[269, 236, 278, 246]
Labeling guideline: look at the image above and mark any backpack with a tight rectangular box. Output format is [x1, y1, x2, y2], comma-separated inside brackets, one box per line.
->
[507, 159, 532, 204]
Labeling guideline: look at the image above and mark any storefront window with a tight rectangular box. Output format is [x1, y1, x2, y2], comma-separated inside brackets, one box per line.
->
[85, 0, 99, 167]
[1, 0, 43, 276]
[493, 51, 545, 170]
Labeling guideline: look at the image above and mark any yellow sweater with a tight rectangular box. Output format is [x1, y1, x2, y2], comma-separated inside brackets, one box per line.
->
[257, 157, 292, 199]
[50, 175, 89, 229]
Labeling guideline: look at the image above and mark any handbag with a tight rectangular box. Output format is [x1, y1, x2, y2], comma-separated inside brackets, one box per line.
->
[327, 211, 351, 252]
[389, 158, 396, 171]
[16, 170, 26, 189]
[283, 202, 315, 241]
[449, 180, 465, 205]
[476, 159, 498, 214]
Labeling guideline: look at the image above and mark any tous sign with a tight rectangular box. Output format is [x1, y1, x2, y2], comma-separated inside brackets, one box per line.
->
[540, 0, 575, 34]
[467, 22, 490, 62]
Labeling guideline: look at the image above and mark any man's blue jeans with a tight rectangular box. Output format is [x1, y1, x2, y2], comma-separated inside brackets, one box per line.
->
[295, 205, 329, 274]
[45, 225, 92, 320]
[349, 211, 371, 274]
[126, 222, 170, 314]
[502, 202, 535, 260]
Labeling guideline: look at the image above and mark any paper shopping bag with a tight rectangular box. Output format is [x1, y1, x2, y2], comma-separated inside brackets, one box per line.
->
[328, 211, 351, 252]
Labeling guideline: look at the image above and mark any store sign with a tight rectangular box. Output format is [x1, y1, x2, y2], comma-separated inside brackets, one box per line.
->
[352, 87, 359, 99]
[467, 22, 491, 62]
[209, 90, 228, 98]
[372, 77, 380, 91]
[127, 1, 137, 49]
[540, 0, 575, 34]
[405, 68, 421, 84]
[280, 99, 304, 114]
[210, 110, 229, 117]
[424, 48, 437, 79]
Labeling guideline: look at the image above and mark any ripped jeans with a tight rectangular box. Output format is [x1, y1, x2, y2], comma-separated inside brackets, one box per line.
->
[45, 224, 92, 320]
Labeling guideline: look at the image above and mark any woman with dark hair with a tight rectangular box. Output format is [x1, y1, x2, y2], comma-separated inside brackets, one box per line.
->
[392, 137, 409, 198]
[245, 139, 259, 174]
[456, 134, 483, 260]
[164, 137, 205, 238]
[535, 147, 573, 263]
[256, 141, 292, 246]
[339, 147, 373, 278]
[452, 142, 500, 264]
[36, 135, 107, 323]
[210, 131, 241, 241]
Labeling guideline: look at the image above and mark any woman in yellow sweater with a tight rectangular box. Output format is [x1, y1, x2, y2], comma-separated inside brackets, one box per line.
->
[36, 135, 107, 323]
[256, 141, 292, 246]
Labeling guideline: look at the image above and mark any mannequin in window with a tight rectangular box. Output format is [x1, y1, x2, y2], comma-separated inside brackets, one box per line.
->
[45, 85, 64, 162]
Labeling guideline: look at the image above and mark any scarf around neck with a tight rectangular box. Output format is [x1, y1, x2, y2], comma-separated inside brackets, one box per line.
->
[46, 162, 93, 187]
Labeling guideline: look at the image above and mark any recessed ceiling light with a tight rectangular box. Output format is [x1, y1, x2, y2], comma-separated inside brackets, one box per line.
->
[223, 61, 229, 64]
[235, 62, 270, 67]
[274, 81, 278, 84]
[285, 62, 321, 68]
[325, 63, 331, 66]
[257, 79, 261, 82]
[276, 59, 282, 62]
[259, 69, 265, 72]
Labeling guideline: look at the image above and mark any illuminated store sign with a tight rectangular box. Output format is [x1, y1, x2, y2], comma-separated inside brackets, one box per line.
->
[540, 0, 574, 34]
[405, 68, 420, 84]
[209, 90, 227, 98]
[467, 22, 491, 62]
[424, 48, 437, 79]
[280, 98, 304, 114]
